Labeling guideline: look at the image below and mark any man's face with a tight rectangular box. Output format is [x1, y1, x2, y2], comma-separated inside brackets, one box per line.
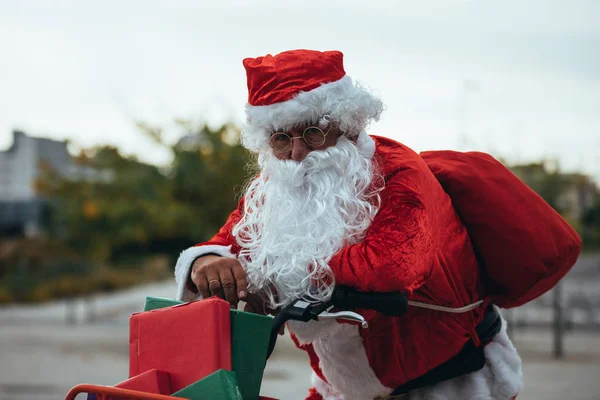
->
[271, 124, 342, 162]
[234, 134, 380, 307]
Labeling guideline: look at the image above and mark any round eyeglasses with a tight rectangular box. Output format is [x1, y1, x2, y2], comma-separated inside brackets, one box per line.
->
[269, 126, 331, 154]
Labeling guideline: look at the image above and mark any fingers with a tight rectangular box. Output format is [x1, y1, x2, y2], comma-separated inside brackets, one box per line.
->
[230, 262, 248, 300]
[205, 269, 223, 299]
[195, 275, 211, 300]
[191, 255, 220, 299]
[190, 256, 248, 307]
[218, 268, 238, 306]
[243, 293, 269, 315]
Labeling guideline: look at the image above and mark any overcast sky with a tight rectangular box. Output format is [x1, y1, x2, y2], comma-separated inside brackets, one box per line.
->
[1, 0, 598, 180]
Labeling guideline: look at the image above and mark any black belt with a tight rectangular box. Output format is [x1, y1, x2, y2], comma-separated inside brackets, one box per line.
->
[390, 305, 502, 396]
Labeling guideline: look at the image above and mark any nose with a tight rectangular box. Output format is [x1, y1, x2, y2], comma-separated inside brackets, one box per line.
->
[290, 137, 311, 162]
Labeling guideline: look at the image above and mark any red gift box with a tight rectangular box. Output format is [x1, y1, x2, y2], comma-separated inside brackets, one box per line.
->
[108, 369, 171, 400]
[129, 297, 232, 392]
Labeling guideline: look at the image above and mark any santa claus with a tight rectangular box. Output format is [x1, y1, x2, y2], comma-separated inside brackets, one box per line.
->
[174, 49, 523, 399]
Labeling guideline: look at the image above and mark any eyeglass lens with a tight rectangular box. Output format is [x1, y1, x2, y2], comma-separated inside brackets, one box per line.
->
[269, 127, 327, 153]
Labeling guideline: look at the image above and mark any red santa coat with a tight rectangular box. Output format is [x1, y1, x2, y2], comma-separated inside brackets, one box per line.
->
[174, 135, 522, 399]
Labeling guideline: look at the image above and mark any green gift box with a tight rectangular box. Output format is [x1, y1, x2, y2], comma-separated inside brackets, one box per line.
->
[172, 369, 242, 400]
[229, 309, 272, 400]
[144, 296, 184, 311]
[144, 297, 272, 400]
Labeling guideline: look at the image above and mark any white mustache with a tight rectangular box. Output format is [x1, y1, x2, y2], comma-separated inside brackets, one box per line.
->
[233, 136, 381, 308]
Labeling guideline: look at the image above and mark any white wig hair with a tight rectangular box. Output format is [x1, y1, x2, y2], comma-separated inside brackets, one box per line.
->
[241, 75, 384, 153]
[231, 136, 382, 307]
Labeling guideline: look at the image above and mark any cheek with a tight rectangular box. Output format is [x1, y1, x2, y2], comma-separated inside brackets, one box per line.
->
[274, 152, 290, 160]
[325, 134, 340, 148]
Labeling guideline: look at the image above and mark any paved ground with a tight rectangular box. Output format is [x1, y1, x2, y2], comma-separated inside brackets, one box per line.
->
[1, 281, 599, 400]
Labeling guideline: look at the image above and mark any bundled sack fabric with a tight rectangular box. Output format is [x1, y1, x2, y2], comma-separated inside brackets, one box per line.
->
[129, 297, 232, 392]
[420, 150, 582, 308]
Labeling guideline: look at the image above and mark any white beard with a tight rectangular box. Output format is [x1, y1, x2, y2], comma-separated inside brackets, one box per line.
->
[232, 136, 381, 308]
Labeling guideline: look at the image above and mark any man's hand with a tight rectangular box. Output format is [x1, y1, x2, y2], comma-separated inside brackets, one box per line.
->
[190, 255, 248, 307]
[244, 293, 284, 334]
[243, 292, 268, 315]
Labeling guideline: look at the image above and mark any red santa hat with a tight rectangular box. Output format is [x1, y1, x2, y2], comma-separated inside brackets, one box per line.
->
[241, 49, 384, 153]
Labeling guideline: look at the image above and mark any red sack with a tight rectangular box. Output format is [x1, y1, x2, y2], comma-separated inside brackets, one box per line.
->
[420, 150, 581, 308]
[129, 297, 232, 392]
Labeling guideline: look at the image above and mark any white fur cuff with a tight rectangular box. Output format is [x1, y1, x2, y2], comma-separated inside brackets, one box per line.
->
[174, 245, 236, 301]
[408, 316, 523, 400]
[242, 75, 383, 153]
[287, 318, 338, 345]
[312, 372, 343, 400]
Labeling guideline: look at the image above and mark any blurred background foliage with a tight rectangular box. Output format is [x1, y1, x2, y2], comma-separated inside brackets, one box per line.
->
[0, 121, 253, 303]
[0, 120, 598, 304]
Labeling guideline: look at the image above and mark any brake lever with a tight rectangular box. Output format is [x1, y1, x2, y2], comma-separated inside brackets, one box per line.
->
[266, 298, 369, 360]
[266, 298, 333, 360]
[317, 310, 368, 328]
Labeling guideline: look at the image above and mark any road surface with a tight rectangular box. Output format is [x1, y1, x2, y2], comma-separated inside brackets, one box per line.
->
[1, 281, 599, 400]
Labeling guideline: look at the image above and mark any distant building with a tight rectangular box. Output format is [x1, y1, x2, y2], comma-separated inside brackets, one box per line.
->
[0, 130, 74, 236]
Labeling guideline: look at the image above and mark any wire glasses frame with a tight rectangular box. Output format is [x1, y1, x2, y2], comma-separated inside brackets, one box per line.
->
[269, 126, 332, 154]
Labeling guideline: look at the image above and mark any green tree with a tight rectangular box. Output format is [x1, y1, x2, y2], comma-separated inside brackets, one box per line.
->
[582, 202, 600, 248]
[168, 122, 253, 240]
[38, 121, 252, 266]
[510, 160, 600, 245]
[510, 161, 568, 212]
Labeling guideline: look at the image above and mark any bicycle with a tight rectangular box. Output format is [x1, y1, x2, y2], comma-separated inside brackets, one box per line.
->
[64, 287, 408, 400]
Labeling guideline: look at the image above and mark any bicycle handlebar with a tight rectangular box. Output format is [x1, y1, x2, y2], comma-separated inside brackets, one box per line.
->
[332, 286, 408, 317]
[265, 286, 407, 359]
